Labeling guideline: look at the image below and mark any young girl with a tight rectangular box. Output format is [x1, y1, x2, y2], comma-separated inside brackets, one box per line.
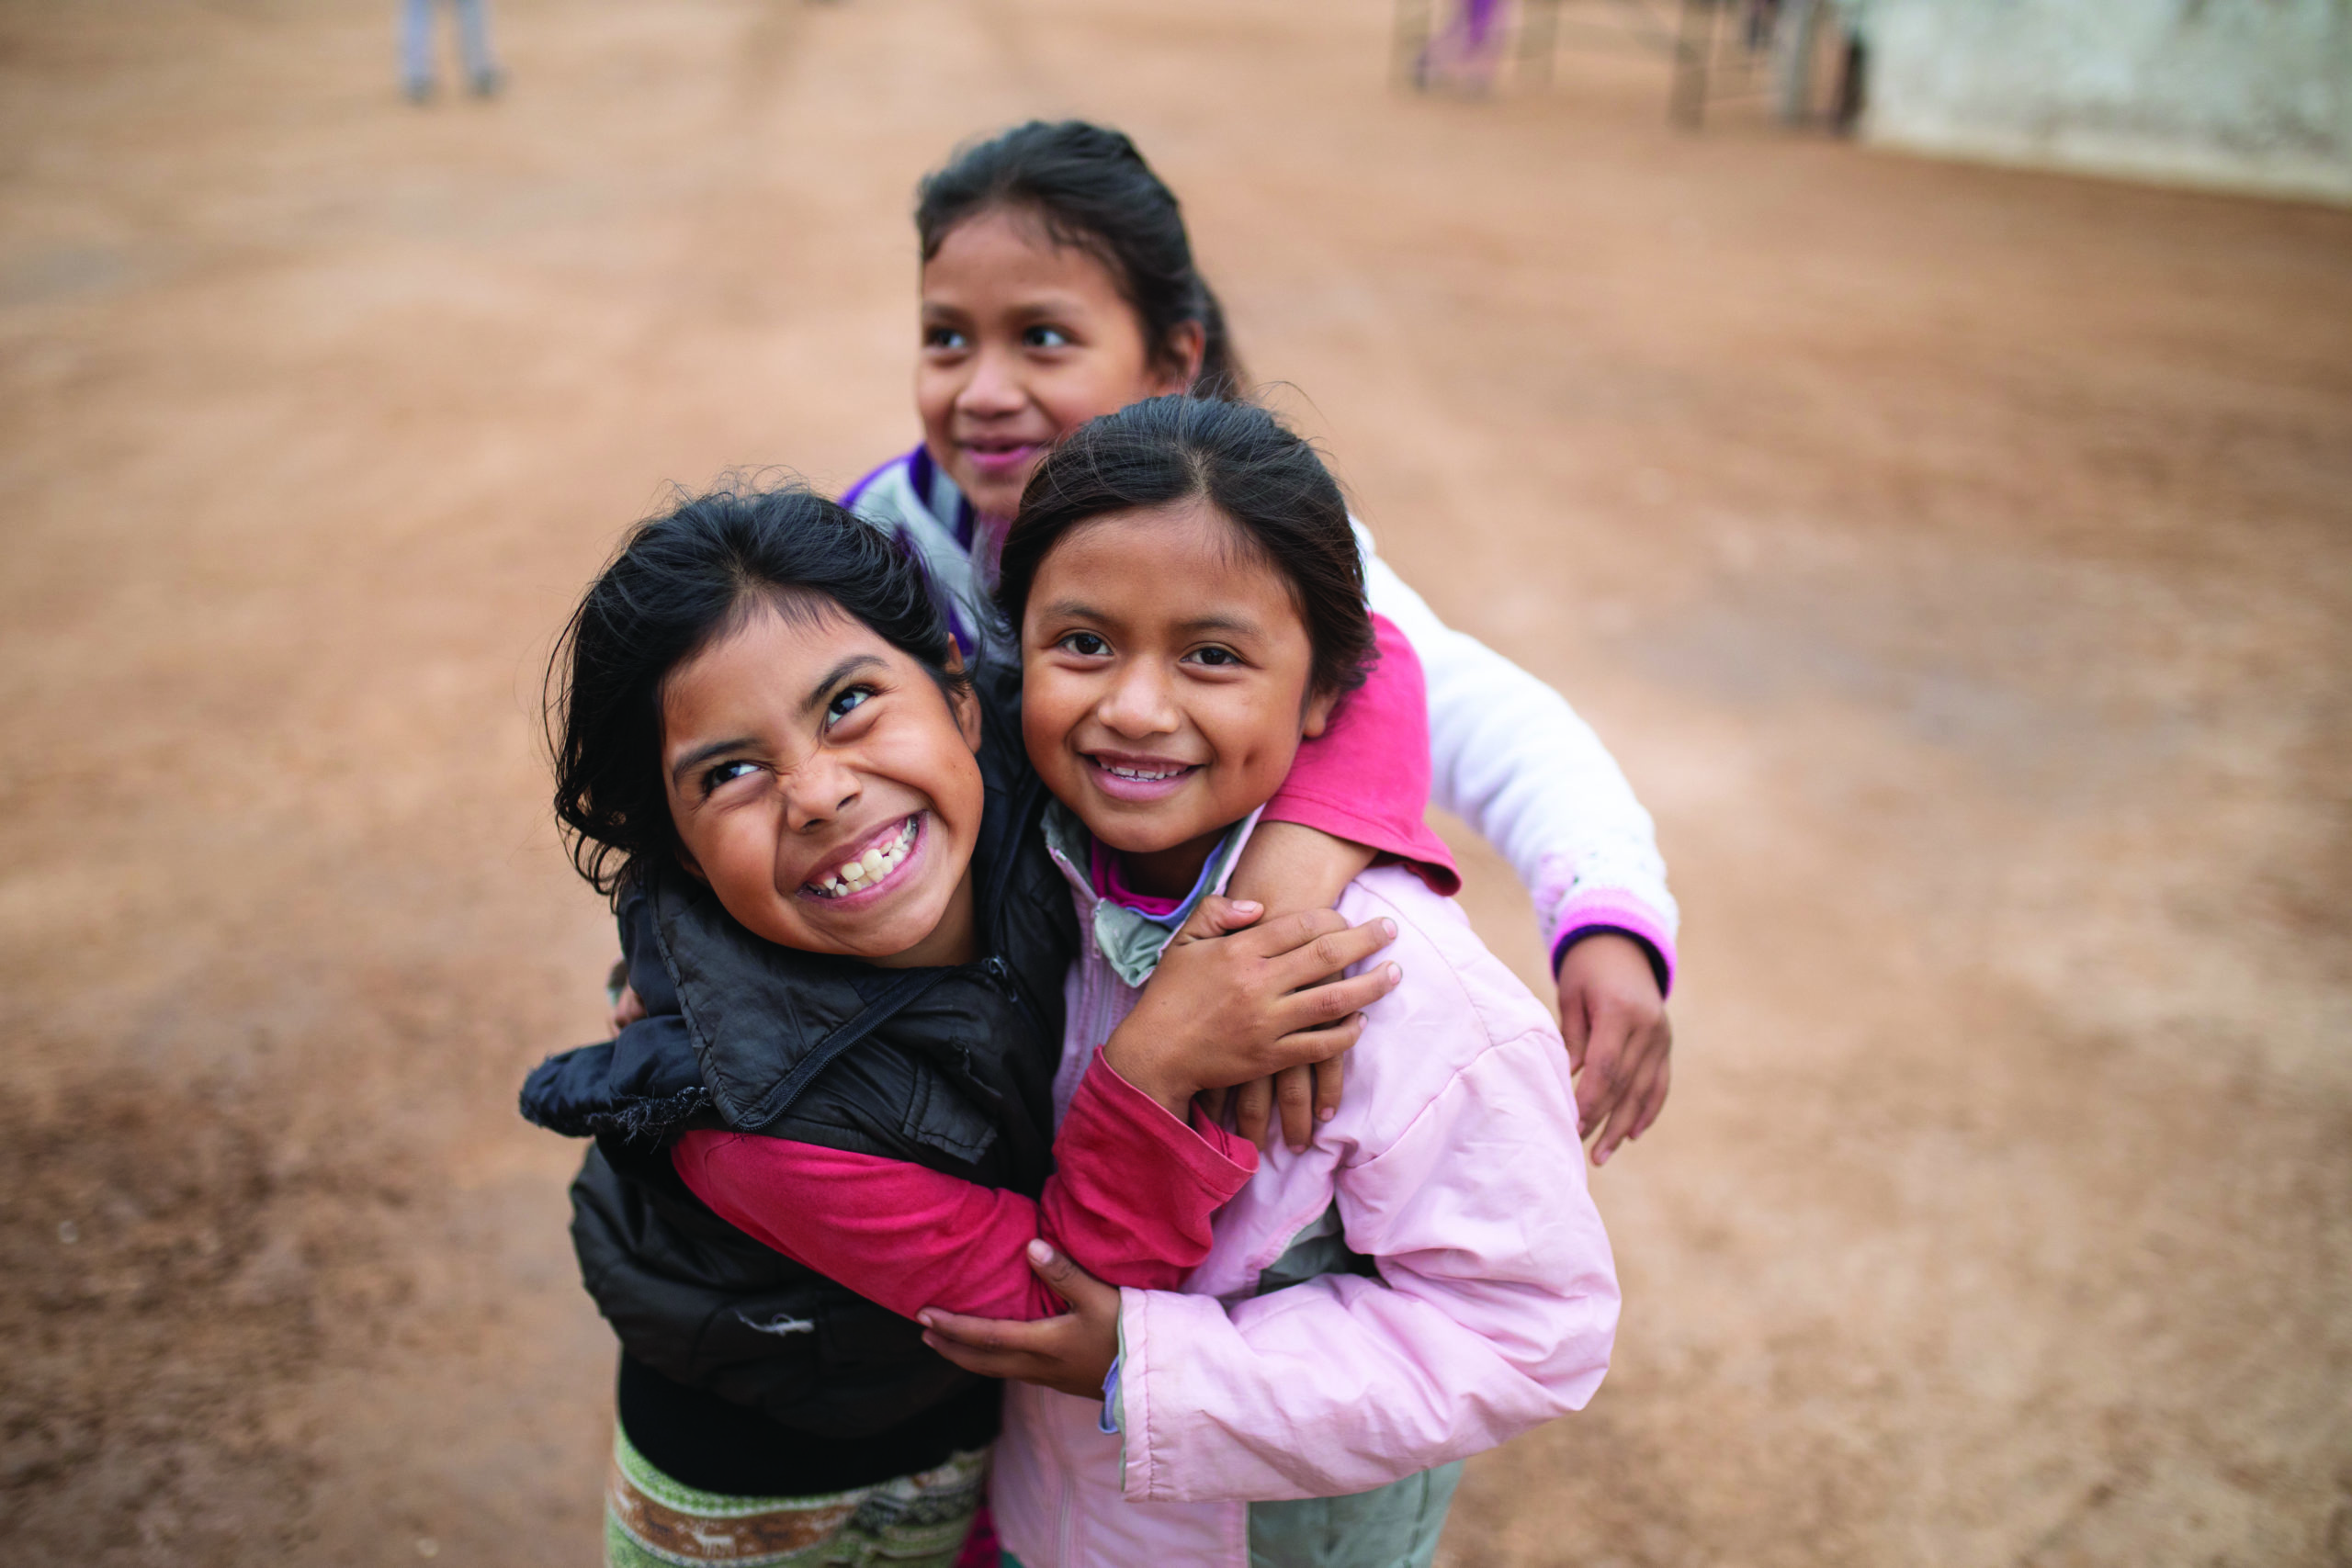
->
[922, 396, 1620, 1566]
[843, 118, 1678, 1162]
[521, 487, 1413, 1567]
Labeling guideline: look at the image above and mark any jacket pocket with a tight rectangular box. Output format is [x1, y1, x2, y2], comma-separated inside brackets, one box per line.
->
[899, 1055, 1001, 1168]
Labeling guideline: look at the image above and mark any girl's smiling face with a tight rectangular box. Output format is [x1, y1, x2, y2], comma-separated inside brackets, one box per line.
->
[660, 599, 985, 966]
[917, 207, 1202, 521]
[1019, 502, 1338, 899]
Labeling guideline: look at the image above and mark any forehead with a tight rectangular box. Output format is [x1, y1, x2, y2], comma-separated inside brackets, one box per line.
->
[661, 600, 890, 731]
[921, 207, 1125, 310]
[1032, 502, 1296, 622]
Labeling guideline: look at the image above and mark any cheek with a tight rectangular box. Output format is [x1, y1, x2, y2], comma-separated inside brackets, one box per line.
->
[874, 728, 986, 829]
[668, 796, 720, 871]
[1037, 354, 1151, 434]
[921, 732, 986, 818]
[915, 368, 956, 434]
[1204, 687, 1306, 775]
[1020, 673, 1083, 754]
[695, 819, 775, 900]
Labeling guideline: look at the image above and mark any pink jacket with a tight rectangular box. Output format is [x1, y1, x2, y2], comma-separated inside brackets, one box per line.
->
[993, 861, 1621, 1568]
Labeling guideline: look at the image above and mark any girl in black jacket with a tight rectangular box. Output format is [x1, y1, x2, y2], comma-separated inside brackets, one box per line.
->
[523, 484, 1396, 1567]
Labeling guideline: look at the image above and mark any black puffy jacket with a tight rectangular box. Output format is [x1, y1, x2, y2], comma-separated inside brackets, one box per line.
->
[519, 662, 1075, 1488]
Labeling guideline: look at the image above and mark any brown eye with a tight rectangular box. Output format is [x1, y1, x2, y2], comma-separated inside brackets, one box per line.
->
[702, 760, 759, 795]
[824, 684, 877, 729]
[1057, 631, 1109, 658]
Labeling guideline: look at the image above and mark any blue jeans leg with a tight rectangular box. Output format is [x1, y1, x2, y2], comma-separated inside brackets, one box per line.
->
[400, 0, 435, 89]
[454, 0, 497, 80]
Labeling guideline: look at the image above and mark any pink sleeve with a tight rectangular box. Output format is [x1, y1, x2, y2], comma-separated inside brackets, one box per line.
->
[1118, 1033, 1618, 1503]
[672, 1051, 1254, 1323]
[1263, 613, 1460, 895]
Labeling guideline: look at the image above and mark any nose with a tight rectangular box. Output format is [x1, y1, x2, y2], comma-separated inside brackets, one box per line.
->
[1095, 660, 1180, 740]
[955, 344, 1027, 421]
[778, 751, 860, 837]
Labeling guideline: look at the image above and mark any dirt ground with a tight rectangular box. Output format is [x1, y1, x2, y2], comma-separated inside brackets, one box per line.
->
[3, 1, 2348, 1562]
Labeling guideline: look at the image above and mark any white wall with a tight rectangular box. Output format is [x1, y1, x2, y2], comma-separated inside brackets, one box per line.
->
[1860, 0, 2352, 204]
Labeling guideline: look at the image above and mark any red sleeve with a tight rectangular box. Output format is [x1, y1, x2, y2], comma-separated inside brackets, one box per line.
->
[671, 1050, 1254, 1323]
[1264, 612, 1460, 895]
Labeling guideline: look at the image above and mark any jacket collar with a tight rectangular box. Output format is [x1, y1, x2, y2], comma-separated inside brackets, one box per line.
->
[1041, 802, 1264, 989]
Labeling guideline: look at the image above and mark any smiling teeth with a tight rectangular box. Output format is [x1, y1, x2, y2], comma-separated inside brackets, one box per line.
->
[810, 818, 918, 898]
[1104, 762, 1185, 781]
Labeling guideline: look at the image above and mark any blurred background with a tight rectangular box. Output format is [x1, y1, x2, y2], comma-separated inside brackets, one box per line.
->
[3, 0, 2347, 1562]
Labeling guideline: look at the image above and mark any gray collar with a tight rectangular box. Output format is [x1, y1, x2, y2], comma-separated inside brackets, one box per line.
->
[1040, 802, 1263, 987]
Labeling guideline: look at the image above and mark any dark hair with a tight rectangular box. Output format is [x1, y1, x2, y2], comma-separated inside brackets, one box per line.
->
[548, 484, 967, 903]
[917, 120, 1246, 400]
[994, 397, 1372, 700]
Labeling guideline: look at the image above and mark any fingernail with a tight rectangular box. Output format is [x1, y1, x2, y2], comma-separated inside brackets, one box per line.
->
[1381, 919, 1396, 939]
[1318, 1107, 1336, 1122]
[1385, 963, 1402, 983]
[1288, 1143, 1306, 1155]
[1027, 1238, 1053, 1265]
[917, 1312, 934, 1328]
[1234, 900, 1261, 912]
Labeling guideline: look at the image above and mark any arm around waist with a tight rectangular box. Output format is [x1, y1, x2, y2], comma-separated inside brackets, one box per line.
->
[675, 1051, 1255, 1324]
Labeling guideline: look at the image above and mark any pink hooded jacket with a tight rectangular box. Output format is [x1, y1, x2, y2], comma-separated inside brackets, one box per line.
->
[992, 852, 1621, 1568]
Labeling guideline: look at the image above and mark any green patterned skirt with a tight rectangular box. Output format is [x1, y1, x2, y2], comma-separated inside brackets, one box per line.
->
[605, 1426, 989, 1568]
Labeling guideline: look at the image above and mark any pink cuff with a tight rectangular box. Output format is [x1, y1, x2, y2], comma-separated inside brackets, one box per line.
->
[1548, 896, 1678, 998]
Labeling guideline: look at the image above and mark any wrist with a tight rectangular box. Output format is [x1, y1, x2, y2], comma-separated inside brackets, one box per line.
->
[1100, 1027, 1196, 1120]
[1553, 923, 1670, 997]
[1225, 819, 1367, 917]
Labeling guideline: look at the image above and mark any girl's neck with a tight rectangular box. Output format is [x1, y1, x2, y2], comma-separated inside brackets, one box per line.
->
[869, 865, 979, 969]
[1114, 826, 1232, 903]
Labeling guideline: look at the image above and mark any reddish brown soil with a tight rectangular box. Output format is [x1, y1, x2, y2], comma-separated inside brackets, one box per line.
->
[3, 2, 2348, 1562]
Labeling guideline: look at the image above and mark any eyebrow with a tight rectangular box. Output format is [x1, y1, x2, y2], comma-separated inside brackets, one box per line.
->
[1007, 298, 1086, 323]
[1173, 614, 1258, 637]
[802, 654, 888, 715]
[1039, 600, 1259, 637]
[670, 734, 757, 788]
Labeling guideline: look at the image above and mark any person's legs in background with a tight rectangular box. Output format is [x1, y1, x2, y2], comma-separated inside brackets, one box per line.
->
[400, 0, 435, 101]
[454, 0, 503, 96]
[1415, 0, 1505, 95]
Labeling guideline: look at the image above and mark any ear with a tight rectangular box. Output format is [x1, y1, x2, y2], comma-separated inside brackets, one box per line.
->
[944, 648, 985, 753]
[1152, 320, 1207, 396]
[1301, 684, 1340, 740]
[674, 843, 709, 885]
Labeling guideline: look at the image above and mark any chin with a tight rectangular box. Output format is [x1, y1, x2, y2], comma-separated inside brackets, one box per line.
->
[967, 484, 1022, 520]
[1079, 814, 1197, 858]
[832, 892, 954, 959]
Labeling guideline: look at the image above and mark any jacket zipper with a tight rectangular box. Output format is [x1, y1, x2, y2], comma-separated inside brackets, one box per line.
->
[978, 767, 1059, 1047]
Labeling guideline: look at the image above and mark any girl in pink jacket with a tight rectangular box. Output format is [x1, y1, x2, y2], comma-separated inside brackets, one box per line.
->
[922, 395, 1620, 1568]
